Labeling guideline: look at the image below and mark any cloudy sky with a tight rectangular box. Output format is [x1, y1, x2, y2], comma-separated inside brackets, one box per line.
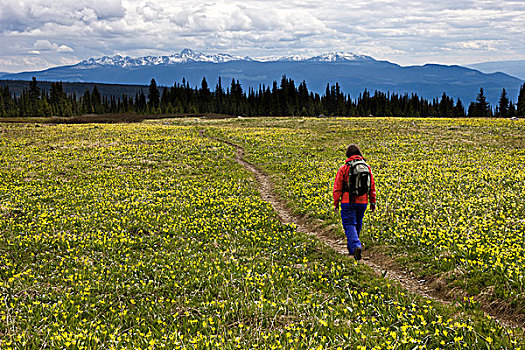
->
[1, 0, 524, 72]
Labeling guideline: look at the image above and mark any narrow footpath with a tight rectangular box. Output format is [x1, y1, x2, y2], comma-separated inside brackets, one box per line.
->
[205, 132, 522, 330]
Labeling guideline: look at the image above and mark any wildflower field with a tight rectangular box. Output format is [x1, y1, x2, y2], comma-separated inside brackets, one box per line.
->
[0, 120, 523, 349]
[200, 117, 525, 320]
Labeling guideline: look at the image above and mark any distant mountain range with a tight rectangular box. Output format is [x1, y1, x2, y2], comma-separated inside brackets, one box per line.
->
[1, 49, 523, 105]
[467, 60, 525, 81]
[76, 49, 374, 66]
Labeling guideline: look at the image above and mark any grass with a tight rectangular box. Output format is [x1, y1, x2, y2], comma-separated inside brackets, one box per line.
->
[185, 117, 525, 324]
[0, 120, 523, 349]
[0, 113, 237, 124]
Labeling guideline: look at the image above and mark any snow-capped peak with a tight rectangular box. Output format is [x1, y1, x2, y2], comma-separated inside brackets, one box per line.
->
[180, 48, 194, 56]
[277, 54, 310, 62]
[78, 49, 374, 67]
[307, 52, 374, 62]
[79, 49, 252, 67]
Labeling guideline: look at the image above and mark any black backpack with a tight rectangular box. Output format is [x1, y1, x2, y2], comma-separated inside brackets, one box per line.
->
[344, 159, 371, 197]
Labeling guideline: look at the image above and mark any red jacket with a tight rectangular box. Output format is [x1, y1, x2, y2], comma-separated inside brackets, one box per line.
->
[333, 155, 376, 207]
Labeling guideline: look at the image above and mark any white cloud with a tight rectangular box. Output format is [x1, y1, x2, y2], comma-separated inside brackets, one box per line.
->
[33, 39, 57, 51]
[0, 0, 524, 72]
[0, 0, 125, 32]
[31, 39, 74, 53]
[450, 40, 504, 51]
[58, 45, 74, 53]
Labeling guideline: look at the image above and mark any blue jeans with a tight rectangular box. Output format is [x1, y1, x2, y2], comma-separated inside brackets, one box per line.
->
[340, 203, 367, 255]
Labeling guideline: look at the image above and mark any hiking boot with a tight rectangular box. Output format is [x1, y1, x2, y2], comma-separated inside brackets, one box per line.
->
[354, 247, 362, 261]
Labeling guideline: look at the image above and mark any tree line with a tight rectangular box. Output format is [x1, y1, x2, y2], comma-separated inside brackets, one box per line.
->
[1, 76, 524, 118]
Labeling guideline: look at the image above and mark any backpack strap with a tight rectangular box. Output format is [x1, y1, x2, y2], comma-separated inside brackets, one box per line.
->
[342, 161, 353, 194]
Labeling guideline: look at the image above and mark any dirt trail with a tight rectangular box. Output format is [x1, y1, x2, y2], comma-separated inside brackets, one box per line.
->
[214, 136, 448, 301]
[207, 132, 522, 330]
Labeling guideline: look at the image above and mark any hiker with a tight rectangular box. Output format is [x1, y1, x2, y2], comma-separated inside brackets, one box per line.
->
[333, 144, 376, 260]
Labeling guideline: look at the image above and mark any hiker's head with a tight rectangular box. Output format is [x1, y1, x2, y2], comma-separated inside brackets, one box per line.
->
[346, 144, 363, 158]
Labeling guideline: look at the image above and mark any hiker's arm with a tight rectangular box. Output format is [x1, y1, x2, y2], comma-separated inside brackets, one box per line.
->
[369, 167, 377, 211]
[333, 166, 344, 210]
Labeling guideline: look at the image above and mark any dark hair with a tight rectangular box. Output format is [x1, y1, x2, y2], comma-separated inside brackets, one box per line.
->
[346, 144, 363, 158]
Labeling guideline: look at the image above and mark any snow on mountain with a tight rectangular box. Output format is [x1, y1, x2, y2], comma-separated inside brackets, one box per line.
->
[307, 52, 374, 62]
[79, 49, 252, 67]
[79, 49, 374, 67]
[277, 54, 310, 62]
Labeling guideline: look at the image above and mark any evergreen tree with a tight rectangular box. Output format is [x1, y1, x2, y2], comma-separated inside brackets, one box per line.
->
[467, 102, 476, 118]
[29, 77, 41, 101]
[517, 83, 525, 117]
[160, 87, 170, 112]
[270, 81, 280, 116]
[323, 83, 332, 115]
[138, 91, 147, 113]
[199, 77, 211, 112]
[496, 88, 509, 118]
[261, 86, 271, 116]
[0, 86, 15, 117]
[229, 79, 243, 115]
[297, 81, 309, 116]
[49, 82, 67, 116]
[148, 78, 160, 110]
[335, 83, 347, 116]
[438, 92, 455, 117]
[214, 77, 224, 114]
[469, 87, 491, 117]
[91, 85, 104, 114]
[173, 98, 184, 113]
[25, 77, 45, 116]
[82, 89, 92, 113]
[453, 99, 465, 117]
[508, 101, 516, 117]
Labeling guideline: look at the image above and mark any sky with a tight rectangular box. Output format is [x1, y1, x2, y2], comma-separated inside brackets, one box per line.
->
[0, 0, 524, 73]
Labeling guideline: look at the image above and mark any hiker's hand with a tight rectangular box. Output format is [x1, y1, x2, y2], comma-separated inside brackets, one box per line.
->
[333, 205, 339, 214]
[370, 203, 376, 212]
